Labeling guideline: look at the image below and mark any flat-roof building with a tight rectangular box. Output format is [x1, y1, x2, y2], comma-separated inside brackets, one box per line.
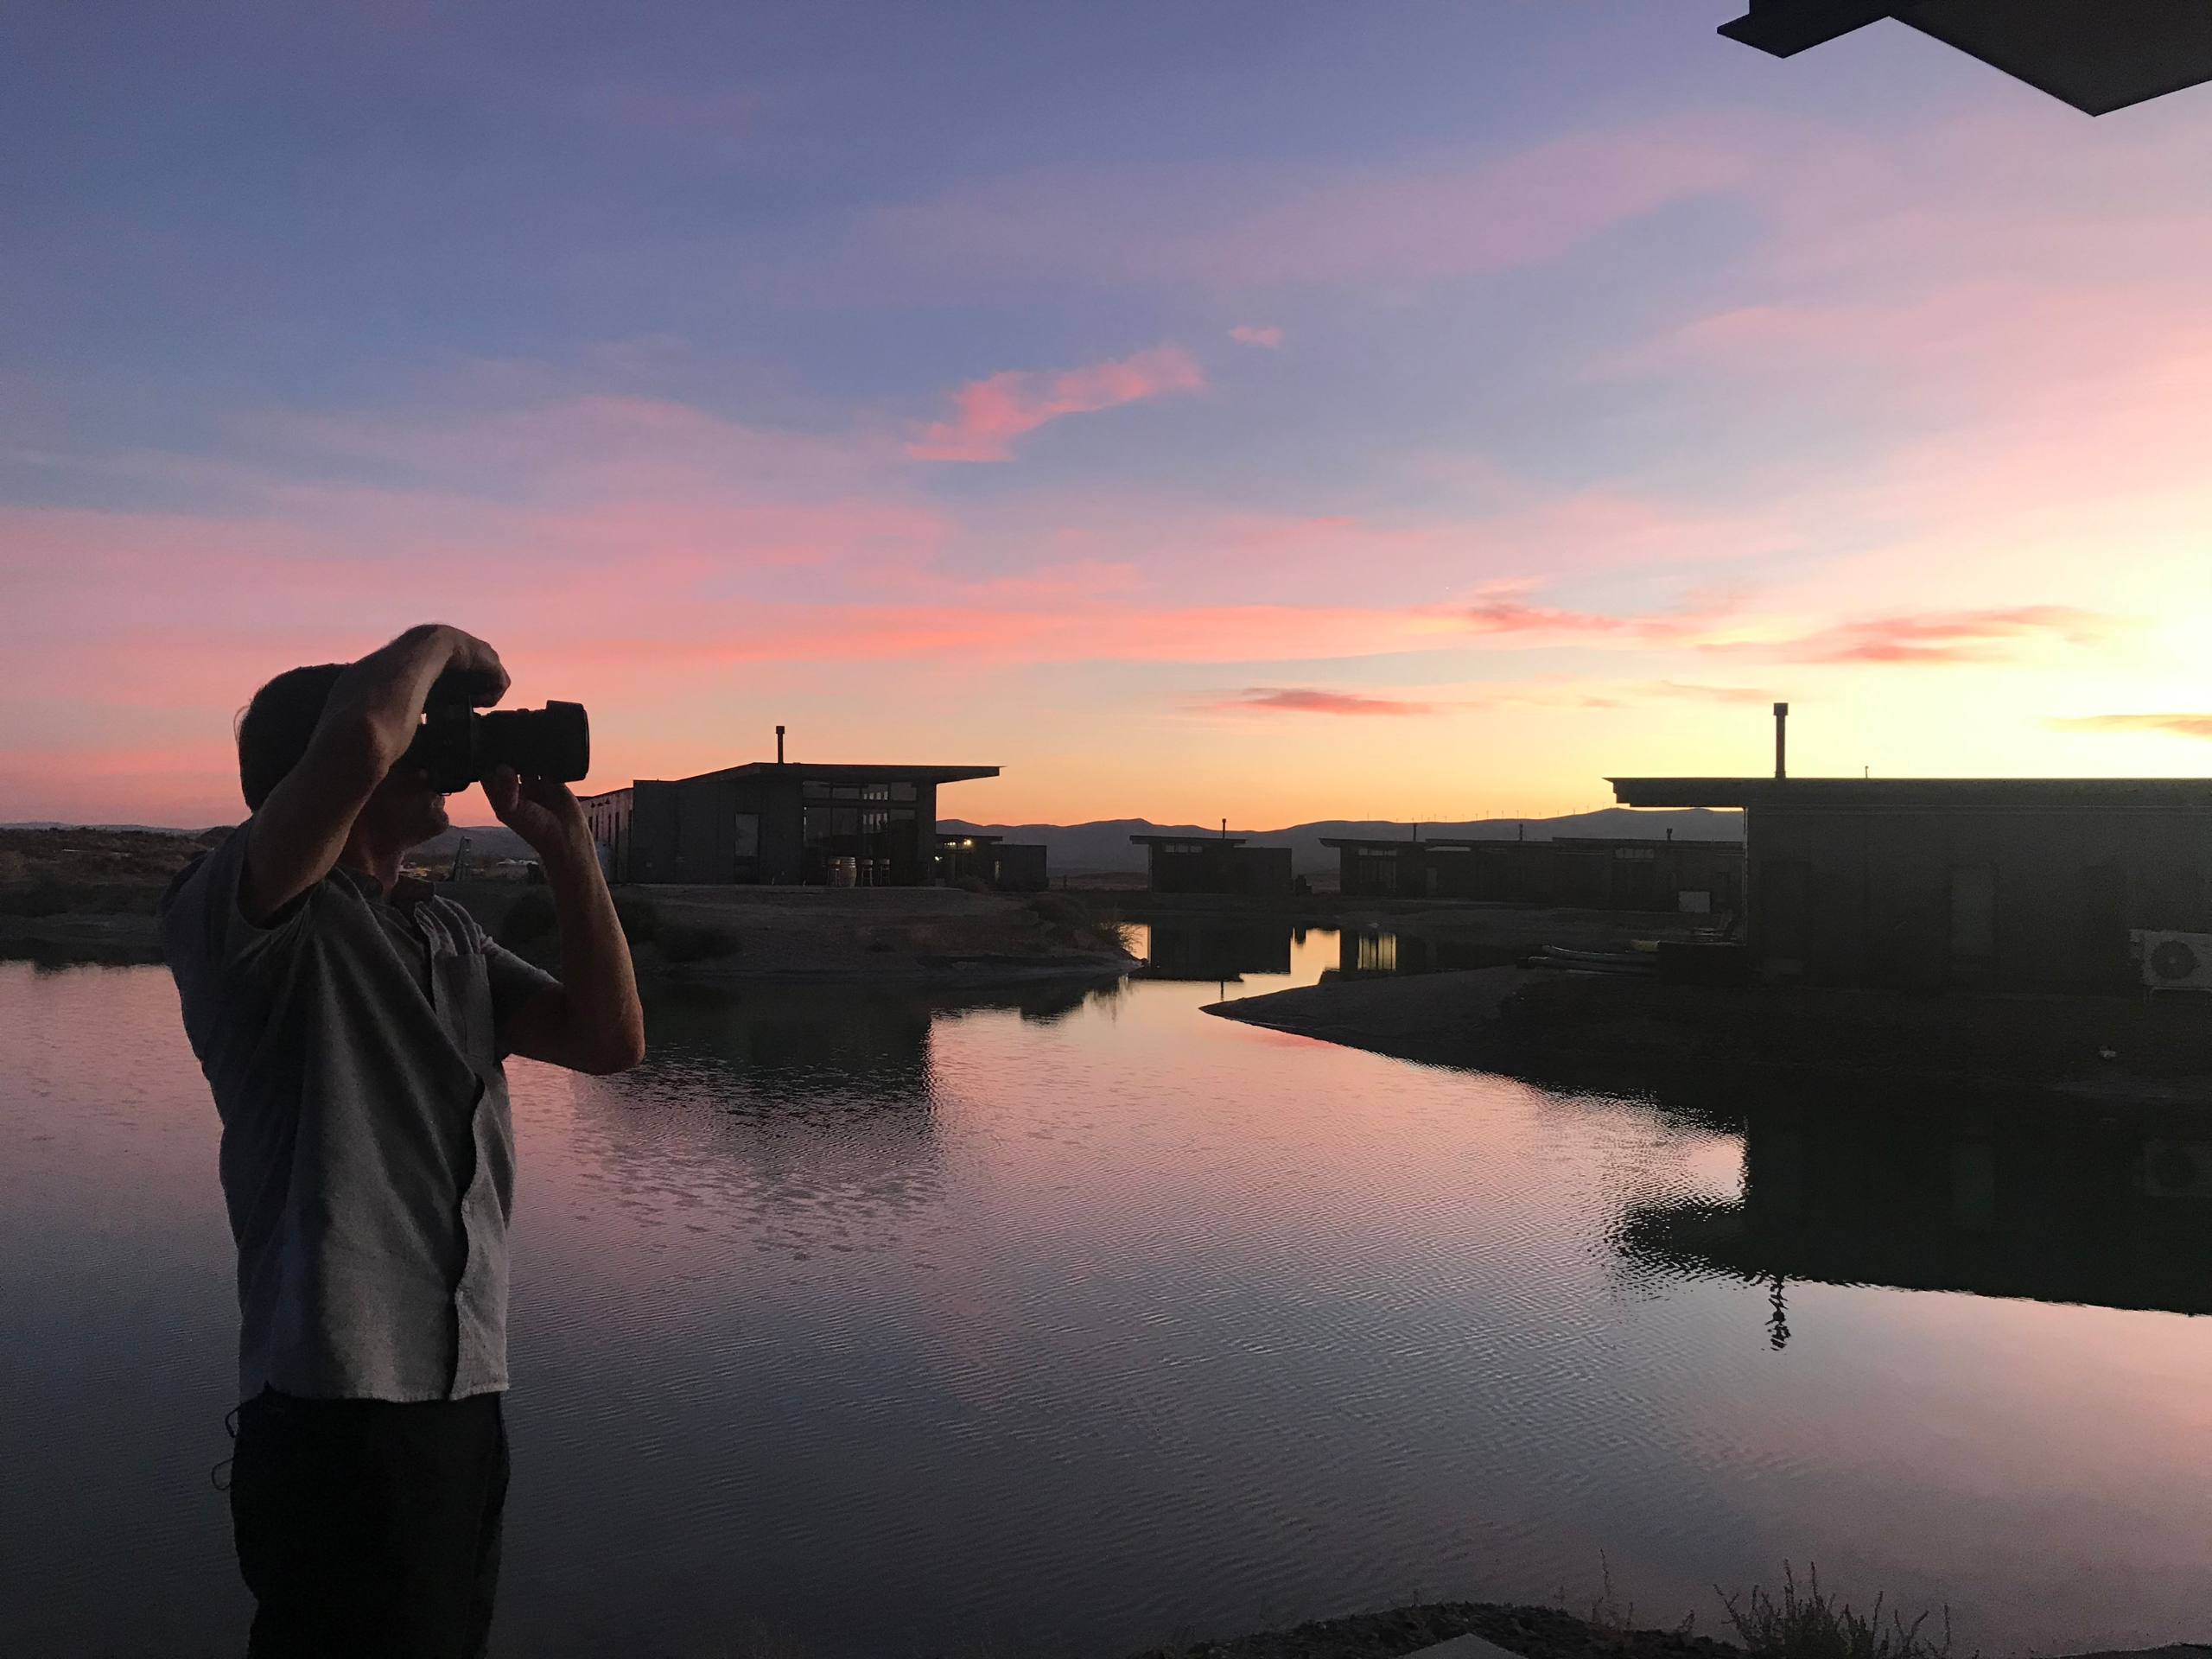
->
[1130, 835, 1294, 896]
[1322, 834, 1744, 912]
[1610, 777, 2212, 990]
[933, 833, 1049, 893]
[582, 762, 998, 887]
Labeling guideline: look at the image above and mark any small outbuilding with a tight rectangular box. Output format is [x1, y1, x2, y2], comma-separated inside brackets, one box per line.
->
[933, 833, 1049, 893]
[1130, 834, 1294, 896]
[1609, 777, 2212, 990]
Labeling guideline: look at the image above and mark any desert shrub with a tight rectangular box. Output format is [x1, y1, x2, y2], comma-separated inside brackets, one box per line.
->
[496, 889, 558, 949]
[612, 893, 659, 944]
[1028, 892, 1131, 953]
[0, 877, 72, 918]
[1719, 1563, 1957, 1659]
[658, 923, 740, 963]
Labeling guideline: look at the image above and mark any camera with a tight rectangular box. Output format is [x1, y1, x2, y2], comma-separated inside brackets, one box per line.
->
[404, 671, 591, 794]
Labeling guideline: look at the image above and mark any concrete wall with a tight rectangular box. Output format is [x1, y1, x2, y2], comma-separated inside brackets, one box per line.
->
[1747, 804, 2212, 989]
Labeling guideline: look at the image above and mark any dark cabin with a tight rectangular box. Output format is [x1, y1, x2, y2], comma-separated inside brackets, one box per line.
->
[1130, 834, 1294, 896]
[1324, 834, 1743, 911]
[933, 833, 1049, 893]
[582, 762, 998, 886]
[1610, 777, 2212, 989]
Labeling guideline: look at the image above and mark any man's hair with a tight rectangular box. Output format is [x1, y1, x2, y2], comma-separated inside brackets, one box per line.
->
[236, 664, 347, 812]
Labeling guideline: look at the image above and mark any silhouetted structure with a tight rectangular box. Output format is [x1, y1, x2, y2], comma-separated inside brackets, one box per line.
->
[1622, 1092, 2212, 1318]
[1322, 834, 1744, 912]
[1609, 778, 2212, 989]
[1718, 1, 2212, 116]
[1130, 834, 1294, 896]
[933, 833, 1049, 893]
[1142, 920, 1294, 981]
[582, 763, 998, 886]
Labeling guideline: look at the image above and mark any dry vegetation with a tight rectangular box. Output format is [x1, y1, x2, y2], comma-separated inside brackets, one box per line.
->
[0, 826, 229, 915]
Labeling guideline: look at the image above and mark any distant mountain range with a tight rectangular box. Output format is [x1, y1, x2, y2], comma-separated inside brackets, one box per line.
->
[16, 807, 1742, 878]
[939, 808, 1743, 874]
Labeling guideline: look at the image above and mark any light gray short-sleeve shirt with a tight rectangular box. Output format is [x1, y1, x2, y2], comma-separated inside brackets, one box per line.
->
[160, 826, 557, 1403]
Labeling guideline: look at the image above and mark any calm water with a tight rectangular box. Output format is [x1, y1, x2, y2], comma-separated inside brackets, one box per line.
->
[3, 934, 2209, 1657]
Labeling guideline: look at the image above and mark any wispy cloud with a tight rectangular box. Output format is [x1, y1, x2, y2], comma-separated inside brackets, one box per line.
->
[1645, 680, 1776, 703]
[1230, 324, 1282, 348]
[1215, 687, 1438, 716]
[1745, 606, 2118, 664]
[906, 344, 1205, 461]
[2045, 712, 2212, 740]
[1457, 597, 1721, 642]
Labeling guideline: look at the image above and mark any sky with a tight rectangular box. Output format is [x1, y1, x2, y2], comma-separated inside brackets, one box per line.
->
[3, 2, 2209, 829]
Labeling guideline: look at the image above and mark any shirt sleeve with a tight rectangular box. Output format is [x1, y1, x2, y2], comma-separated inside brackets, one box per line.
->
[483, 938, 560, 1034]
[156, 822, 314, 984]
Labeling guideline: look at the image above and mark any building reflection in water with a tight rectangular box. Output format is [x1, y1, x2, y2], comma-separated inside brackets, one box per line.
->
[1137, 919, 1515, 984]
[1138, 921, 1296, 982]
[1620, 1090, 2212, 1326]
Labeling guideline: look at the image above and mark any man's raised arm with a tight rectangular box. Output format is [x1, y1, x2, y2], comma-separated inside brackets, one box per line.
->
[484, 768, 646, 1075]
[241, 624, 508, 925]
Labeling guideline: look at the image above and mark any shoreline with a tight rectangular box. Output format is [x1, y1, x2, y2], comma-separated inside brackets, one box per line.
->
[1206, 966, 2212, 1106]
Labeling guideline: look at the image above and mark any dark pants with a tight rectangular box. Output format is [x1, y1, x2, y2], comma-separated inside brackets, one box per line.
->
[229, 1388, 509, 1659]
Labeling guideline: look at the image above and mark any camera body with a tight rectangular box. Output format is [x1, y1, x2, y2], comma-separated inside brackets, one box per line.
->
[404, 671, 591, 794]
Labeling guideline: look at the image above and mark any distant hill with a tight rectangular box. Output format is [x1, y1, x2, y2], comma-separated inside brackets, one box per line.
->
[14, 810, 1739, 880]
[413, 824, 536, 861]
[938, 808, 1743, 875]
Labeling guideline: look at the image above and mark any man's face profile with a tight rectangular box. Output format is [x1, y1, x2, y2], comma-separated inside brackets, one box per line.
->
[358, 759, 448, 850]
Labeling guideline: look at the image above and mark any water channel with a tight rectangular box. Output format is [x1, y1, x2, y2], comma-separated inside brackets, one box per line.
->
[3, 931, 2209, 1656]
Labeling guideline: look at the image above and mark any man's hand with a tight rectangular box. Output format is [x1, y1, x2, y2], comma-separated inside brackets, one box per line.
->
[489, 766, 645, 1075]
[483, 766, 588, 859]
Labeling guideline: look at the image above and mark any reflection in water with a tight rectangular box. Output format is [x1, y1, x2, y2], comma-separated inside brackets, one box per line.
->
[8, 959, 2212, 1658]
[1622, 1094, 2212, 1319]
[1138, 920, 1510, 985]
[1139, 920, 1296, 981]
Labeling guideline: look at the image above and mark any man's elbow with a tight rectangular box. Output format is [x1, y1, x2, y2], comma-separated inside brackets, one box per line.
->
[581, 1028, 646, 1075]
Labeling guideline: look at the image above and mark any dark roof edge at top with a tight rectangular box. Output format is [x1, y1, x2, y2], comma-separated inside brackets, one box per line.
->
[1611, 777, 2212, 809]
[662, 762, 1001, 785]
[1718, 0, 1888, 58]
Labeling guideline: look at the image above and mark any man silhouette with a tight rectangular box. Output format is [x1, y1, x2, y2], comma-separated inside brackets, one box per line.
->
[161, 624, 645, 1658]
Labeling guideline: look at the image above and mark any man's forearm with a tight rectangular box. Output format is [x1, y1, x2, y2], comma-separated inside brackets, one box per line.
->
[540, 833, 645, 1073]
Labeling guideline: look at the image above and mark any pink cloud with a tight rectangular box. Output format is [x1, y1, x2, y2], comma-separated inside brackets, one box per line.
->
[1745, 606, 2118, 664]
[1457, 597, 1722, 642]
[906, 344, 1205, 461]
[2045, 713, 2212, 741]
[1218, 688, 1437, 717]
[1229, 325, 1282, 348]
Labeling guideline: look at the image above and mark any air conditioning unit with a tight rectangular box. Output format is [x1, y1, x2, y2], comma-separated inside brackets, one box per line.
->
[2133, 930, 2212, 990]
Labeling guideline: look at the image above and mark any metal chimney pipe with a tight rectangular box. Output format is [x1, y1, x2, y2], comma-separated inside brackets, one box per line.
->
[1773, 702, 1789, 779]
[776, 724, 785, 765]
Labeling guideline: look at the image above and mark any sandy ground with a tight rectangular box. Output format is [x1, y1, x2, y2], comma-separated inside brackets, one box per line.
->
[1208, 968, 2212, 1105]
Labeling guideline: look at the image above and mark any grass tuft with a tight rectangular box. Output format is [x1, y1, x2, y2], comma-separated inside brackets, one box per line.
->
[1717, 1563, 1959, 1659]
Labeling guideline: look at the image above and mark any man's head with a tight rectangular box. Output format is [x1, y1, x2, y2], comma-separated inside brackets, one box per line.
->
[237, 664, 449, 846]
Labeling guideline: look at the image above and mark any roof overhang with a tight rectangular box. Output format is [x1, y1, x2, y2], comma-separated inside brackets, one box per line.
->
[1611, 777, 2212, 810]
[705, 763, 1000, 785]
[1719, 1, 2212, 115]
